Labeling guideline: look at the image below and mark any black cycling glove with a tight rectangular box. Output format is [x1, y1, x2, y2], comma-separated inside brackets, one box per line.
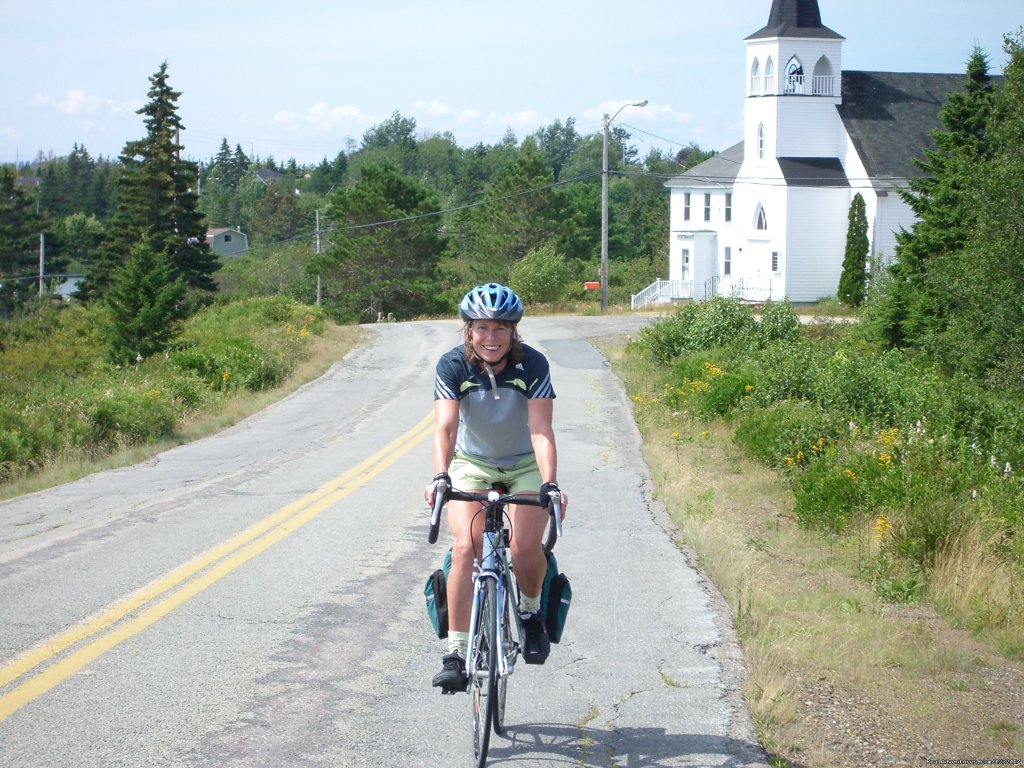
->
[539, 481, 560, 507]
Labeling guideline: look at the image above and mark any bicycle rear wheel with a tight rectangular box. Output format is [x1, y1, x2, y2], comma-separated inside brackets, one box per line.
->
[472, 579, 498, 768]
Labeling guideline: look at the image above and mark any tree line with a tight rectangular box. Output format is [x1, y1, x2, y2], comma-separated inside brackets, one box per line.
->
[3, 63, 707, 335]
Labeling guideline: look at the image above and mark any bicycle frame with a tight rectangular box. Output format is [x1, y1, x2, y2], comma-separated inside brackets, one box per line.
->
[467, 499, 519, 684]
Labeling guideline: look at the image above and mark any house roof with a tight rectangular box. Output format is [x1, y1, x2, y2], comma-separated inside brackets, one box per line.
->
[664, 142, 744, 189]
[746, 0, 843, 40]
[837, 70, 969, 188]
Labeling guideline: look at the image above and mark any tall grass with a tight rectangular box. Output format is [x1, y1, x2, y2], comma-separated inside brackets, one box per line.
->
[631, 298, 1024, 650]
[0, 296, 326, 488]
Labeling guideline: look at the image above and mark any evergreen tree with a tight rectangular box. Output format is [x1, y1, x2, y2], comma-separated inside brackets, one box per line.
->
[838, 193, 869, 306]
[875, 46, 995, 345]
[311, 160, 443, 321]
[931, 33, 1024, 393]
[449, 138, 558, 284]
[0, 167, 46, 315]
[104, 241, 186, 364]
[81, 62, 217, 301]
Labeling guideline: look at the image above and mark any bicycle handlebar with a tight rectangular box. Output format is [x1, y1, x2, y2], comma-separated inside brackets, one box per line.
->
[427, 482, 563, 550]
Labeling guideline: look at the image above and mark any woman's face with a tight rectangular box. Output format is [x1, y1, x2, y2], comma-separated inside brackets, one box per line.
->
[467, 320, 514, 365]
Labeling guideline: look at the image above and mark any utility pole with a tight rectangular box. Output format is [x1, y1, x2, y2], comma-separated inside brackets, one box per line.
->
[39, 233, 45, 298]
[315, 209, 322, 307]
[600, 99, 648, 313]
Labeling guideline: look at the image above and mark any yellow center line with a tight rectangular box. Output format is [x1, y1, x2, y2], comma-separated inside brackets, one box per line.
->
[0, 412, 434, 721]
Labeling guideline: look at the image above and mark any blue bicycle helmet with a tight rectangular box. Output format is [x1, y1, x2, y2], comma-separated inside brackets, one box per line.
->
[458, 283, 523, 322]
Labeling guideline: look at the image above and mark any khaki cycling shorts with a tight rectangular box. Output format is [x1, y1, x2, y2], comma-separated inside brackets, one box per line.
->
[448, 452, 541, 495]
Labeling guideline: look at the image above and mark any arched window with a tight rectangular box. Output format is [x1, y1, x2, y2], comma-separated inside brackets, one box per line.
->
[756, 206, 768, 230]
[750, 58, 761, 95]
[812, 55, 834, 95]
[785, 56, 804, 94]
[757, 123, 765, 160]
[764, 57, 775, 94]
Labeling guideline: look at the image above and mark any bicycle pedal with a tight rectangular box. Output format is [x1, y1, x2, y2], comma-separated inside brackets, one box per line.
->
[440, 684, 466, 696]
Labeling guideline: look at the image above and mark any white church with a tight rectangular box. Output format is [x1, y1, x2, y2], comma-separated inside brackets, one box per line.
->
[637, 0, 969, 307]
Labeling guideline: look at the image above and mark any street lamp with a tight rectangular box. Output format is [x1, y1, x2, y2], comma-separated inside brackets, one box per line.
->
[601, 99, 647, 313]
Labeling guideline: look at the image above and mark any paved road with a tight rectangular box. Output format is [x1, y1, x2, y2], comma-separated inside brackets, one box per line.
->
[0, 315, 768, 767]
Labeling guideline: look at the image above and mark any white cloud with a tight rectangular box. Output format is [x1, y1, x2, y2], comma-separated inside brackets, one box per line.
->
[32, 90, 138, 117]
[272, 102, 367, 130]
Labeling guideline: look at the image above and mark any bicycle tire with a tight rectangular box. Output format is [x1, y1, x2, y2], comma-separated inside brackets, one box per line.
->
[472, 579, 498, 768]
[493, 580, 513, 735]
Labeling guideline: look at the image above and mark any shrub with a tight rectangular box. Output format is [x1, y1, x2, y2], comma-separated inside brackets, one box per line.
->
[88, 388, 178, 447]
[757, 299, 800, 346]
[635, 297, 761, 363]
[509, 244, 573, 304]
[171, 337, 288, 392]
[733, 399, 844, 470]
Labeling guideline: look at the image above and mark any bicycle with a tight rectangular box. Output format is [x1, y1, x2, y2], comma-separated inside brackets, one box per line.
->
[428, 478, 562, 768]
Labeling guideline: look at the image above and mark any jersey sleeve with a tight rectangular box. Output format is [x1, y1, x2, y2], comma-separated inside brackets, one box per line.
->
[434, 351, 461, 401]
[525, 348, 555, 399]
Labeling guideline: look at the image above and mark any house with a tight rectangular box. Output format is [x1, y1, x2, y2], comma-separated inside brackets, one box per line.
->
[639, 0, 971, 307]
[206, 227, 249, 257]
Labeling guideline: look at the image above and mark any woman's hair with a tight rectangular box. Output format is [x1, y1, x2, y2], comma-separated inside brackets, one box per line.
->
[462, 320, 524, 365]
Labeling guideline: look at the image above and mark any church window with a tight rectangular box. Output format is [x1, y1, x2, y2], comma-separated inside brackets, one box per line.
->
[756, 206, 768, 230]
[785, 57, 804, 94]
[750, 58, 761, 95]
[764, 57, 775, 93]
[757, 124, 765, 160]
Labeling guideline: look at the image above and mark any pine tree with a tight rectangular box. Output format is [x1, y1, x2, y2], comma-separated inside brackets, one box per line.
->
[311, 160, 443, 321]
[875, 46, 995, 346]
[0, 167, 46, 315]
[838, 193, 869, 306]
[104, 241, 186, 364]
[81, 62, 217, 301]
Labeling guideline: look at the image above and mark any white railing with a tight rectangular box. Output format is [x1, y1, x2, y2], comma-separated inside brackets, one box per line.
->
[750, 75, 762, 95]
[812, 75, 835, 95]
[631, 279, 690, 310]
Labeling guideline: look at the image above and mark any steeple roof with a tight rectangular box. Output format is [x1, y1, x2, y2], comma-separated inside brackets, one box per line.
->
[746, 0, 844, 40]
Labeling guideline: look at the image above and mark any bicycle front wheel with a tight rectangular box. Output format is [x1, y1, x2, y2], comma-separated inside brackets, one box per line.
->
[472, 579, 498, 767]
[493, 580, 513, 735]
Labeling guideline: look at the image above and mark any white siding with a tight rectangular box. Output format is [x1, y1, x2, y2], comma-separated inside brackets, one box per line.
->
[873, 193, 916, 265]
[785, 186, 849, 301]
[776, 102, 847, 157]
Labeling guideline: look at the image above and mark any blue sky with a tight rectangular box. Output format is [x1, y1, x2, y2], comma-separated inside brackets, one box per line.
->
[2, 1, 1021, 167]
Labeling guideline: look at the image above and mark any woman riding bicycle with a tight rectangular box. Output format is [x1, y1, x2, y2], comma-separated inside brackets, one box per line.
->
[425, 282, 568, 692]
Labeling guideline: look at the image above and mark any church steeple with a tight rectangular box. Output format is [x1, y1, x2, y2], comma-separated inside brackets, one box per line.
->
[746, 0, 843, 40]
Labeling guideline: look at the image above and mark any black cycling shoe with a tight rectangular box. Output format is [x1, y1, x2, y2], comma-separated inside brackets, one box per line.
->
[432, 651, 469, 693]
[520, 611, 550, 665]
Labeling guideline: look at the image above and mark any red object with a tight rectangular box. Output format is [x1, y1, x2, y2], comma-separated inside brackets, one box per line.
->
[584, 281, 600, 290]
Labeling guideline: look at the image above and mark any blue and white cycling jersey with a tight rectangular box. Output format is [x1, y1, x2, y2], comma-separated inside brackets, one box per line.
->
[434, 344, 556, 468]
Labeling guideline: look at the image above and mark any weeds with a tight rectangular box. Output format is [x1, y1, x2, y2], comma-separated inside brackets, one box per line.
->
[626, 296, 1024, 646]
[0, 297, 327, 488]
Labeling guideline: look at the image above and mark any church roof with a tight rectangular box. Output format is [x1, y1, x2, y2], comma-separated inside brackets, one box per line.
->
[746, 0, 843, 40]
[664, 142, 744, 189]
[778, 157, 849, 187]
[838, 70, 971, 188]
[667, 70, 978, 192]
